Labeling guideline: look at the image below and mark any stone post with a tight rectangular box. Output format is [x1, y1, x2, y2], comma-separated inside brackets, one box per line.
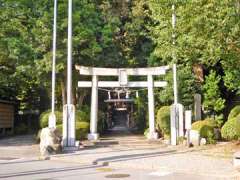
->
[147, 75, 158, 140]
[88, 75, 99, 140]
[185, 110, 192, 146]
[178, 104, 184, 137]
[194, 94, 202, 120]
[170, 104, 178, 145]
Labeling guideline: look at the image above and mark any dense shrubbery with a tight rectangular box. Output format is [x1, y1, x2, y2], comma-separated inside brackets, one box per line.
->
[134, 97, 147, 133]
[40, 110, 63, 128]
[221, 117, 240, 140]
[98, 110, 107, 134]
[228, 105, 240, 120]
[40, 109, 90, 128]
[191, 118, 217, 144]
[143, 128, 149, 138]
[39, 108, 91, 140]
[15, 123, 28, 135]
[221, 106, 240, 141]
[156, 106, 170, 137]
[56, 121, 90, 140]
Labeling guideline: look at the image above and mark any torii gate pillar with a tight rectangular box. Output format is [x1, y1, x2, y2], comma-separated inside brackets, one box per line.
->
[88, 75, 99, 140]
[147, 75, 158, 139]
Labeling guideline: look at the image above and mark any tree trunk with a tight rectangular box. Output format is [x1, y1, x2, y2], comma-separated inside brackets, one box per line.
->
[78, 89, 87, 108]
[72, 86, 77, 105]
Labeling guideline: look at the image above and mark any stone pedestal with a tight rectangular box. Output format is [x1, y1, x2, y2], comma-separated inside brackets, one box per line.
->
[189, 130, 200, 146]
[63, 104, 76, 147]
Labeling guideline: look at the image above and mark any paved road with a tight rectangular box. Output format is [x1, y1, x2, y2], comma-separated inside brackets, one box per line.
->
[0, 158, 224, 180]
[0, 135, 239, 179]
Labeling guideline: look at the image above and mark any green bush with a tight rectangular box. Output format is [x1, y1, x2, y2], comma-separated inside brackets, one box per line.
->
[144, 128, 149, 138]
[98, 110, 107, 134]
[76, 110, 90, 122]
[191, 118, 217, 130]
[40, 108, 90, 128]
[156, 106, 170, 137]
[76, 122, 89, 139]
[56, 121, 89, 140]
[228, 105, 240, 120]
[191, 118, 217, 144]
[40, 110, 63, 128]
[15, 123, 28, 135]
[134, 97, 147, 132]
[221, 117, 240, 140]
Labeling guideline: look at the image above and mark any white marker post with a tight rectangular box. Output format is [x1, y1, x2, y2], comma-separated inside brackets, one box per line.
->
[185, 110, 192, 147]
[49, 0, 58, 128]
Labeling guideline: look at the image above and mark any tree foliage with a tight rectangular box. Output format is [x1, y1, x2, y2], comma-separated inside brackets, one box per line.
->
[0, 0, 240, 120]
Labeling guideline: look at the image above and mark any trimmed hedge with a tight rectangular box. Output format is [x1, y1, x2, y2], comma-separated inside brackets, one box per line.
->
[228, 105, 240, 120]
[191, 118, 217, 144]
[40, 110, 62, 128]
[221, 117, 240, 140]
[40, 109, 90, 128]
[191, 118, 217, 131]
[39, 109, 91, 140]
[156, 106, 170, 137]
[56, 121, 90, 140]
[220, 106, 240, 141]
[76, 110, 90, 122]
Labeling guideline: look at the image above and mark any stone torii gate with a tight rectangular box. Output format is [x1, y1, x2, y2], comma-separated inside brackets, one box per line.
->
[76, 65, 170, 140]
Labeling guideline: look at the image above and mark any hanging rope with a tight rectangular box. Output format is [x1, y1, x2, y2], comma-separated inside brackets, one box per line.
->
[98, 87, 147, 93]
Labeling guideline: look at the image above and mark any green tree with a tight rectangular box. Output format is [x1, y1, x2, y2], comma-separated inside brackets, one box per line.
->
[203, 70, 225, 114]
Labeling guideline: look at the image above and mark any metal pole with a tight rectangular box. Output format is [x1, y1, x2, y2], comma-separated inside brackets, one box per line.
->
[173, 64, 178, 104]
[63, 0, 76, 148]
[172, 4, 178, 104]
[67, 0, 73, 105]
[49, 0, 58, 128]
[171, 4, 178, 145]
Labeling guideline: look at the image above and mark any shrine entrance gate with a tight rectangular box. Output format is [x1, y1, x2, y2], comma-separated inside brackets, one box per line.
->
[76, 65, 169, 140]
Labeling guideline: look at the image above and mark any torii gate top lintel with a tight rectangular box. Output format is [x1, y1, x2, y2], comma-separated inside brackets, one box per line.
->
[75, 65, 170, 76]
[75, 65, 169, 88]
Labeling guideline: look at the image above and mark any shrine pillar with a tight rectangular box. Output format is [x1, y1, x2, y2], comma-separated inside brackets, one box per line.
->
[147, 75, 158, 140]
[88, 75, 99, 140]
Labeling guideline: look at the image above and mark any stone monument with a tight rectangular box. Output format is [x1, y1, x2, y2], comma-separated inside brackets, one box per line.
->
[194, 94, 202, 120]
[40, 127, 62, 158]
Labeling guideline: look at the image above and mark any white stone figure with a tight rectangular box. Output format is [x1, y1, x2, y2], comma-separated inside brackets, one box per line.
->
[40, 127, 62, 158]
